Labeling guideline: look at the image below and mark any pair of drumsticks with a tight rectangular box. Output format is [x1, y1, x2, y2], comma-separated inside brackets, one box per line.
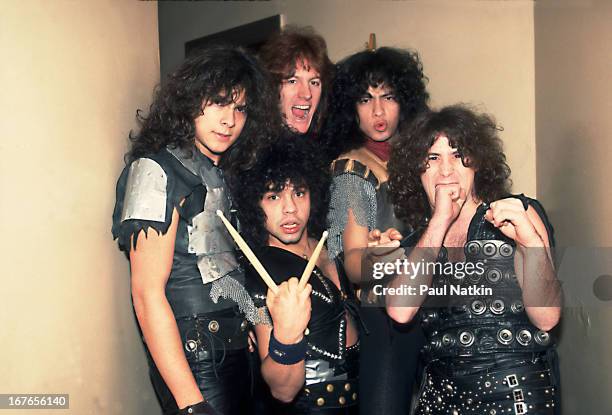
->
[216, 210, 328, 294]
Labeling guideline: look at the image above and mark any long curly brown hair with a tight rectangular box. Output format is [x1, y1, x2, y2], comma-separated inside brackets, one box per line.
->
[126, 45, 278, 175]
[388, 105, 511, 230]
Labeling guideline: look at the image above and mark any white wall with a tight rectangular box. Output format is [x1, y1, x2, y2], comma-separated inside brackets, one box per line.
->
[0, 2, 161, 413]
[159, 0, 537, 196]
[535, 0, 612, 412]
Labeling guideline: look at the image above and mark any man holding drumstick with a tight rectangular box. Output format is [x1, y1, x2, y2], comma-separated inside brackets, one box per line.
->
[233, 139, 361, 414]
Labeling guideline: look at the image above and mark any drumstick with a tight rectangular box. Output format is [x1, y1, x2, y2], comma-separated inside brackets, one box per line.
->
[299, 231, 328, 289]
[216, 210, 279, 294]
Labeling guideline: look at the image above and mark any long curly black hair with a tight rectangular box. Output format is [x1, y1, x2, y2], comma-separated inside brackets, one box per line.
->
[127, 45, 279, 174]
[233, 136, 330, 246]
[321, 47, 429, 160]
[388, 104, 512, 230]
[259, 26, 334, 137]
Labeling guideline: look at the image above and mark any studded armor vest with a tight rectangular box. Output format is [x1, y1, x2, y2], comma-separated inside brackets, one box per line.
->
[418, 196, 555, 359]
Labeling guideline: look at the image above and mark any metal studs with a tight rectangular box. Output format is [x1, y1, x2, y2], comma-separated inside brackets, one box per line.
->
[339, 396, 346, 405]
[534, 330, 551, 346]
[511, 300, 524, 313]
[208, 320, 219, 333]
[499, 243, 514, 257]
[471, 300, 486, 315]
[466, 241, 481, 256]
[459, 331, 475, 347]
[517, 329, 533, 346]
[316, 397, 325, 406]
[486, 268, 503, 284]
[185, 339, 198, 353]
[326, 384, 334, 393]
[483, 242, 497, 257]
[442, 333, 455, 347]
[497, 329, 513, 345]
[344, 383, 351, 391]
[352, 392, 357, 401]
[240, 320, 248, 331]
[304, 328, 310, 336]
[490, 299, 506, 315]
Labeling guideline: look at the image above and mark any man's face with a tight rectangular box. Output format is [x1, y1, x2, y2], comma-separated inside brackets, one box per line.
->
[356, 84, 400, 142]
[194, 89, 247, 164]
[260, 182, 311, 247]
[279, 61, 322, 134]
[420, 135, 476, 208]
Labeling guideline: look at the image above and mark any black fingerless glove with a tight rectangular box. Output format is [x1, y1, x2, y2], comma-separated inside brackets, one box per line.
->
[177, 401, 221, 415]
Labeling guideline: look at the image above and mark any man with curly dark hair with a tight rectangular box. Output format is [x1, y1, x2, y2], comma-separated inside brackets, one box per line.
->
[234, 139, 361, 414]
[324, 47, 429, 415]
[111, 46, 276, 415]
[259, 26, 333, 138]
[385, 105, 561, 414]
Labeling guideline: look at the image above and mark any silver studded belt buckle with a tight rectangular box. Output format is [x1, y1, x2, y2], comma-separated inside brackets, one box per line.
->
[514, 402, 527, 414]
[505, 374, 519, 388]
[513, 389, 524, 402]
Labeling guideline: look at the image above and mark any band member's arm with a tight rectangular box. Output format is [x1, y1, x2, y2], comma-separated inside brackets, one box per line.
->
[485, 199, 561, 331]
[130, 208, 204, 409]
[256, 278, 312, 403]
[386, 185, 465, 323]
[342, 209, 373, 284]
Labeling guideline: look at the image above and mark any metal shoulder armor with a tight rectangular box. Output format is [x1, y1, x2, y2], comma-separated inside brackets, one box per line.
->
[120, 158, 167, 223]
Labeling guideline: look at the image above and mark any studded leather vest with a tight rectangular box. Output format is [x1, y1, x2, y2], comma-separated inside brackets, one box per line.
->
[419, 197, 555, 359]
[246, 247, 360, 382]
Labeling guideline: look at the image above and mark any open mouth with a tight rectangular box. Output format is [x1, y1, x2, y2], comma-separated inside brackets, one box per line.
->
[435, 182, 459, 188]
[374, 121, 387, 132]
[291, 105, 311, 121]
[281, 222, 301, 234]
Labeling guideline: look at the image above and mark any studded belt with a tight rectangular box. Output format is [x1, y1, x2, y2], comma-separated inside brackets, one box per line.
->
[302, 378, 359, 410]
[415, 355, 557, 415]
[177, 313, 249, 362]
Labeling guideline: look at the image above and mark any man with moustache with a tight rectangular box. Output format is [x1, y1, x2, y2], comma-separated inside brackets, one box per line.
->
[323, 47, 429, 414]
[259, 26, 333, 142]
[234, 139, 361, 414]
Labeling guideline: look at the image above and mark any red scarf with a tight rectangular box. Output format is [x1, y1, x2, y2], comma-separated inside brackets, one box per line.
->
[365, 139, 391, 162]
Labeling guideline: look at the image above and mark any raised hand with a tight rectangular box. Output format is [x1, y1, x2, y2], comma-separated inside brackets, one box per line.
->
[367, 227, 403, 248]
[266, 277, 312, 344]
[431, 183, 467, 227]
[485, 198, 543, 247]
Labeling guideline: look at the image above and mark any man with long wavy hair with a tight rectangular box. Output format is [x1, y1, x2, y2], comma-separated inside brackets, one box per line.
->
[324, 47, 429, 415]
[112, 46, 276, 415]
[385, 105, 561, 415]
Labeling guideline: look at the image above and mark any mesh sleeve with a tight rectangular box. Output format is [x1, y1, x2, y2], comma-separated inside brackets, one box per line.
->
[326, 173, 377, 260]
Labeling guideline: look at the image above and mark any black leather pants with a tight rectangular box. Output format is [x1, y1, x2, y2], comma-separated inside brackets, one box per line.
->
[359, 307, 425, 415]
[147, 312, 252, 415]
[414, 352, 559, 415]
